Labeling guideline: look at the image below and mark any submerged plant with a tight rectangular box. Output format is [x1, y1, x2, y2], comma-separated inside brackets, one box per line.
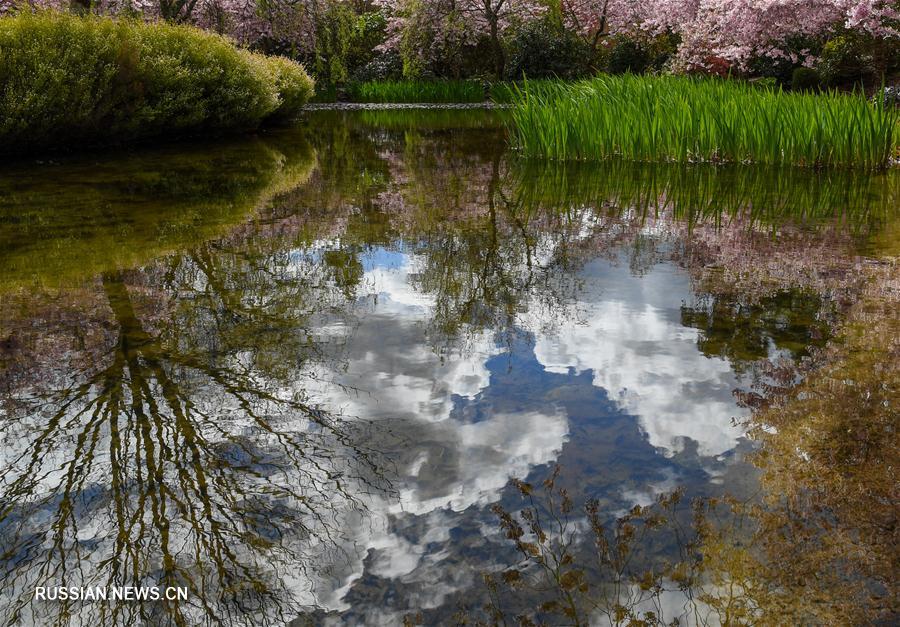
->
[507, 75, 899, 170]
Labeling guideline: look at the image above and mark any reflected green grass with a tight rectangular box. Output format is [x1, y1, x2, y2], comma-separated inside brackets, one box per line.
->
[5, 108, 896, 299]
[509, 158, 900, 233]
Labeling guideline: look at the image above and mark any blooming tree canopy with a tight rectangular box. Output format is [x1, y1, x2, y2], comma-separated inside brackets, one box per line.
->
[1, 0, 897, 76]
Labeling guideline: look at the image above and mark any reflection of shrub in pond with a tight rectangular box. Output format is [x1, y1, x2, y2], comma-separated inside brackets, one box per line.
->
[0, 132, 317, 289]
[735, 282, 900, 624]
[680, 290, 832, 373]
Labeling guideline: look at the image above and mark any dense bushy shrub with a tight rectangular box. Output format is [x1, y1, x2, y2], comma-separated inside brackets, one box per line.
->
[791, 67, 822, 92]
[506, 19, 594, 80]
[0, 11, 314, 156]
[817, 35, 864, 86]
[817, 34, 900, 88]
[345, 10, 391, 79]
[606, 38, 651, 75]
[267, 55, 317, 121]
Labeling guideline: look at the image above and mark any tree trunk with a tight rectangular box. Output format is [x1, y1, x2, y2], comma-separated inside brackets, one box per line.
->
[489, 18, 505, 79]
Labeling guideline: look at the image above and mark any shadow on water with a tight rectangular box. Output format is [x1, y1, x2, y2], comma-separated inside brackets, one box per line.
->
[0, 109, 897, 625]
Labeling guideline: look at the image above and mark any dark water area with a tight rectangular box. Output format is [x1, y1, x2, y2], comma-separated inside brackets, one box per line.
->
[0, 109, 897, 626]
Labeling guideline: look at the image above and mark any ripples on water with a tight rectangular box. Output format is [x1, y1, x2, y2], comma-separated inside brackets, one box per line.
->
[0, 109, 897, 626]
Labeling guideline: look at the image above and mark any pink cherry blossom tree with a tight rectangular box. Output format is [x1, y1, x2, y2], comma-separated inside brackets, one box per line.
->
[645, 0, 899, 71]
[376, 0, 545, 77]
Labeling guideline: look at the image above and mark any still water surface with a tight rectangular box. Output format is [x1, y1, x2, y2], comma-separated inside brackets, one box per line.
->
[0, 110, 897, 626]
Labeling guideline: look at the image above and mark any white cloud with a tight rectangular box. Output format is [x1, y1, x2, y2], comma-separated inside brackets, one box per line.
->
[525, 258, 746, 457]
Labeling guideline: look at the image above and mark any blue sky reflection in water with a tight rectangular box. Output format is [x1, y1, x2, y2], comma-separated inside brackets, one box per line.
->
[293, 244, 749, 621]
[0, 109, 895, 626]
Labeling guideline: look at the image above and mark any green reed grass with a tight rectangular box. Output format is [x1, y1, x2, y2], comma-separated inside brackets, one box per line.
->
[348, 80, 486, 103]
[508, 75, 899, 170]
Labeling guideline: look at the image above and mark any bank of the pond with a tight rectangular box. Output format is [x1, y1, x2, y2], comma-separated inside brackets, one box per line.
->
[508, 75, 899, 170]
[311, 79, 538, 104]
[0, 12, 314, 157]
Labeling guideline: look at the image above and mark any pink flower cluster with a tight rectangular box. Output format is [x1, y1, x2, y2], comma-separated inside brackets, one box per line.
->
[378, 0, 899, 71]
[2, 0, 897, 71]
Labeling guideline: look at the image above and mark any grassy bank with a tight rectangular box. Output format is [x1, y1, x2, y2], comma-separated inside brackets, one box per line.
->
[345, 79, 486, 103]
[508, 75, 898, 170]
[317, 79, 552, 104]
[0, 12, 314, 156]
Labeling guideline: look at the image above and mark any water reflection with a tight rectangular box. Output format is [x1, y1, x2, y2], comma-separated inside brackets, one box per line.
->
[0, 110, 897, 625]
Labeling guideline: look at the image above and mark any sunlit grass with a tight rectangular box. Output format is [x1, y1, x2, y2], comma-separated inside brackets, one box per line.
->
[347, 80, 486, 103]
[507, 75, 899, 170]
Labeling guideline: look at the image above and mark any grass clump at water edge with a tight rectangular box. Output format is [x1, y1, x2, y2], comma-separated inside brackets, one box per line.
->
[507, 74, 898, 170]
[0, 11, 315, 156]
[346, 79, 487, 103]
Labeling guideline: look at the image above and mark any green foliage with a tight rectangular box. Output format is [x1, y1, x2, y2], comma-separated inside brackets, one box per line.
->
[818, 35, 864, 86]
[346, 11, 393, 81]
[267, 55, 317, 122]
[747, 34, 824, 86]
[312, 0, 355, 85]
[0, 11, 314, 156]
[816, 33, 899, 88]
[505, 18, 594, 80]
[508, 75, 899, 170]
[606, 38, 652, 74]
[346, 79, 486, 103]
[791, 67, 821, 92]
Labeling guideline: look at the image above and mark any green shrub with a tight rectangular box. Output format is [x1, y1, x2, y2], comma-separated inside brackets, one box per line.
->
[606, 38, 651, 74]
[791, 67, 821, 92]
[267, 55, 316, 121]
[507, 75, 898, 170]
[815, 33, 899, 88]
[747, 34, 824, 86]
[0, 11, 314, 155]
[506, 19, 594, 80]
[817, 36, 862, 86]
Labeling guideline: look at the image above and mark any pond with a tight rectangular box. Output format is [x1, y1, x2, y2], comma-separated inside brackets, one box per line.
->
[0, 109, 897, 626]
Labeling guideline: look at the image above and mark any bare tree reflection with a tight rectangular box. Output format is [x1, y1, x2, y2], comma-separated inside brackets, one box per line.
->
[0, 167, 390, 627]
